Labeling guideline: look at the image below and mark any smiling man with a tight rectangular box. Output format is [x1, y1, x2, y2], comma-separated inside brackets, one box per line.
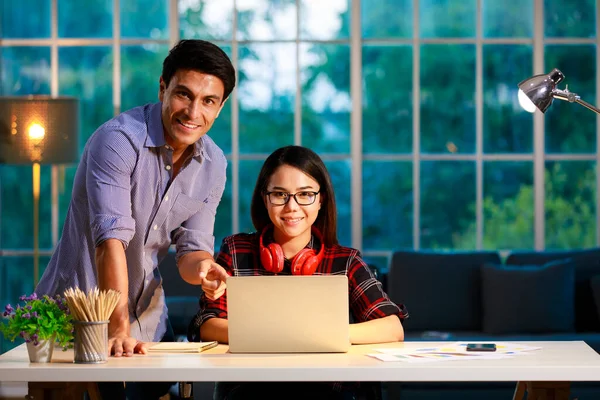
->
[35, 40, 234, 399]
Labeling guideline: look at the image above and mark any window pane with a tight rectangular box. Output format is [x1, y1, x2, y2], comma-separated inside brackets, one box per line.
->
[363, 45, 412, 154]
[484, 45, 533, 153]
[236, 0, 296, 41]
[545, 161, 596, 249]
[58, 0, 112, 38]
[209, 46, 233, 154]
[239, 44, 295, 153]
[0, 256, 51, 354]
[545, 0, 596, 38]
[545, 45, 596, 154]
[179, 0, 233, 40]
[2, 0, 50, 38]
[1, 47, 51, 96]
[301, 44, 351, 153]
[121, 0, 168, 39]
[483, 162, 534, 249]
[0, 166, 52, 249]
[214, 164, 232, 250]
[421, 161, 476, 249]
[121, 44, 168, 112]
[300, 0, 350, 40]
[420, 0, 475, 38]
[361, 0, 412, 38]
[238, 160, 264, 234]
[59, 47, 113, 152]
[58, 166, 77, 240]
[363, 161, 412, 250]
[326, 160, 351, 247]
[421, 44, 475, 154]
[483, 0, 533, 38]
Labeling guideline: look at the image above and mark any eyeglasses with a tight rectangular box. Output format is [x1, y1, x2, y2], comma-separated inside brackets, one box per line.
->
[265, 191, 320, 206]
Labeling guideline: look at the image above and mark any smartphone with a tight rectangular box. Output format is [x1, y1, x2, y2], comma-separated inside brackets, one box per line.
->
[466, 343, 496, 352]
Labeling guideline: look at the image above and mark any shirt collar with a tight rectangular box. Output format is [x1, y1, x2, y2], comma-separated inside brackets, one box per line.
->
[145, 102, 212, 162]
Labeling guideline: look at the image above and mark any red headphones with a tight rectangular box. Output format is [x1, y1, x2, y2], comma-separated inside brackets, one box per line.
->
[259, 225, 325, 275]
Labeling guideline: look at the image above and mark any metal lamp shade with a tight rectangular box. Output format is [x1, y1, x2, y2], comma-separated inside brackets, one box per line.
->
[0, 96, 79, 164]
[517, 68, 565, 114]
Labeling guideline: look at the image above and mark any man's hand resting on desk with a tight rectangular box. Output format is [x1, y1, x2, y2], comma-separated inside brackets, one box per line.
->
[109, 332, 148, 357]
[198, 259, 228, 300]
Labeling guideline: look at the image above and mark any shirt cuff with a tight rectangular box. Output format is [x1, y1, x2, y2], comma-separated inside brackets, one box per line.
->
[174, 227, 215, 261]
[91, 214, 136, 248]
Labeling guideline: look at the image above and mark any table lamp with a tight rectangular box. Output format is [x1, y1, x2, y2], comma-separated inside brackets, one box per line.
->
[518, 68, 600, 115]
[0, 96, 79, 286]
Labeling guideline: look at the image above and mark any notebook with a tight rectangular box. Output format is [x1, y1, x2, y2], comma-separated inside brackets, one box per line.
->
[148, 341, 218, 353]
[226, 275, 350, 353]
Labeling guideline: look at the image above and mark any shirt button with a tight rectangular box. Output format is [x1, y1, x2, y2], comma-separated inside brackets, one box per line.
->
[165, 165, 171, 171]
[153, 224, 158, 230]
[164, 195, 169, 201]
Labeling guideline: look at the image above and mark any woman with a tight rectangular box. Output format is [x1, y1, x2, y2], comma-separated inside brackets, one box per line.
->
[189, 145, 408, 399]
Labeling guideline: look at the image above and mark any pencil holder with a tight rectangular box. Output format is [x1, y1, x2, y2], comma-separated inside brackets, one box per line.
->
[73, 320, 109, 364]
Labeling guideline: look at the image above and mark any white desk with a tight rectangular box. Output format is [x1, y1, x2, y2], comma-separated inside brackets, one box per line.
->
[0, 341, 599, 383]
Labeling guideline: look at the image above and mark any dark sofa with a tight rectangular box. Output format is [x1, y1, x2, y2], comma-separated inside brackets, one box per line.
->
[385, 248, 600, 400]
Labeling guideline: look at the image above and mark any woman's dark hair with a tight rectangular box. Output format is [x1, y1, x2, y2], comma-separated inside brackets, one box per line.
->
[161, 39, 236, 102]
[250, 146, 338, 246]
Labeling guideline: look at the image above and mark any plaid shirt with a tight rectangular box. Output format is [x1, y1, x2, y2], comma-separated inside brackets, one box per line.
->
[188, 231, 408, 341]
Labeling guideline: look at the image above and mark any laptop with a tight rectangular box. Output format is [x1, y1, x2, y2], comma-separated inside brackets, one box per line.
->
[227, 275, 350, 353]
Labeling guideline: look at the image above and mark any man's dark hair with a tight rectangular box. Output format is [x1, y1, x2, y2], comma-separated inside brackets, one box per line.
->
[161, 39, 236, 102]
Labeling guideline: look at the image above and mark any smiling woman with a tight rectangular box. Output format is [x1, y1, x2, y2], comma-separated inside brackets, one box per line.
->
[191, 145, 408, 400]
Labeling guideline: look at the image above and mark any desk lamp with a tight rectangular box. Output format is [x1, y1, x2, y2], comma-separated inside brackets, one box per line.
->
[518, 68, 600, 115]
[0, 96, 79, 286]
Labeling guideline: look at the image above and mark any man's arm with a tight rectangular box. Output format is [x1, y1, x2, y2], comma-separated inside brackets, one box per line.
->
[178, 250, 228, 299]
[96, 238, 145, 356]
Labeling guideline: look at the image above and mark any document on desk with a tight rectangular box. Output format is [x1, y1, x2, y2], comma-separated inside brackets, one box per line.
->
[368, 342, 539, 363]
[148, 341, 218, 353]
[368, 351, 511, 363]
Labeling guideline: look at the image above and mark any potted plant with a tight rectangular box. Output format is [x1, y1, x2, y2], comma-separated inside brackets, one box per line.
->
[0, 293, 74, 362]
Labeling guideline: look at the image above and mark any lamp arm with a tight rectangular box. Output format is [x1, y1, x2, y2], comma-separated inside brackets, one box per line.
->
[552, 88, 600, 115]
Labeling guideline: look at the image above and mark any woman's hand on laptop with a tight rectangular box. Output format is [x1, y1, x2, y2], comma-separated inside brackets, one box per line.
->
[198, 259, 229, 300]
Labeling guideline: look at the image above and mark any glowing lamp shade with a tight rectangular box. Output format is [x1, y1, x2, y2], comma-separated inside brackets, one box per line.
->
[518, 89, 537, 113]
[0, 96, 79, 164]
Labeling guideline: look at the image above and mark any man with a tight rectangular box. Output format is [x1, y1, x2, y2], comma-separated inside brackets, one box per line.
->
[36, 40, 231, 362]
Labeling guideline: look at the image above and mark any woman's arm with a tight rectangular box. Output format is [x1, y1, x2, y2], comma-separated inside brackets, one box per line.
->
[200, 317, 229, 343]
[350, 314, 403, 344]
[347, 250, 408, 344]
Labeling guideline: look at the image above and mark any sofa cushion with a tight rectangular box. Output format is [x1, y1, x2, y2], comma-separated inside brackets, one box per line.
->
[388, 251, 501, 332]
[506, 248, 600, 332]
[481, 259, 575, 334]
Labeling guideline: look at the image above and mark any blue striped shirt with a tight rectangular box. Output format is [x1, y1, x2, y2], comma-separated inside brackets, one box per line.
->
[36, 102, 227, 342]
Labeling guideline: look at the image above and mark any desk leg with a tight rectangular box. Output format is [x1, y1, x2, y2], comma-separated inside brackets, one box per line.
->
[513, 381, 526, 400]
[513, 381, 571, 400]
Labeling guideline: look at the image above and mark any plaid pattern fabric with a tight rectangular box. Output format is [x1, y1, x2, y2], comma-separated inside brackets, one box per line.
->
[189, 231, 408, 340]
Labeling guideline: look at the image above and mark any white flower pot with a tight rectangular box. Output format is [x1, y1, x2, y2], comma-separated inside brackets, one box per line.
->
[25, 337, 55, 363]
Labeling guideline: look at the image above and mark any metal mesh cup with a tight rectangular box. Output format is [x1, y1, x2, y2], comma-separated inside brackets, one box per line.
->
[73, 320, 109, 364]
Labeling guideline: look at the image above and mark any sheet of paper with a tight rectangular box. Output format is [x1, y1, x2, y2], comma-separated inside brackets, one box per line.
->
[148, 341, 218, 353]
[376, 342, 541, 356]
[369, 342, 540, 362]
[368, 351, 512, 363]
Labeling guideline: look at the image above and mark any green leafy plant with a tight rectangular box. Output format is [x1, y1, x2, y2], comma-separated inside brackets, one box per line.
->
[0, 293, 74, 350]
